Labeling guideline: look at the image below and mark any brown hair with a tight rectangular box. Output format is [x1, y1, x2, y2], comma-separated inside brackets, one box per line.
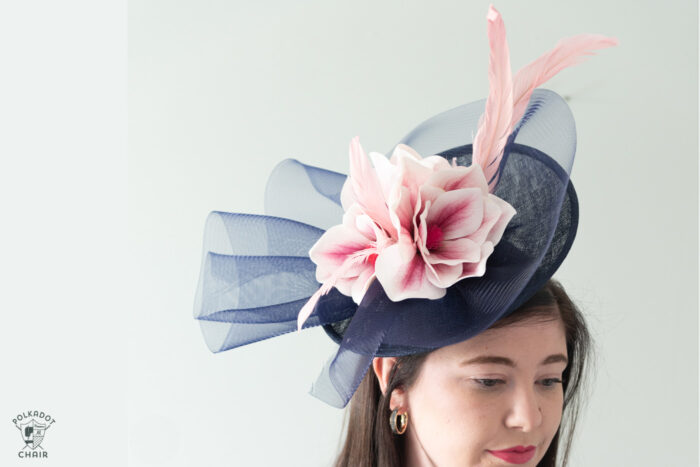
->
[333, 279, 591, 467]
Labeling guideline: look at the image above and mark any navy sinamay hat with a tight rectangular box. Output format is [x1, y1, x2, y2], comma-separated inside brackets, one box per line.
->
[193, 5, 616, 408]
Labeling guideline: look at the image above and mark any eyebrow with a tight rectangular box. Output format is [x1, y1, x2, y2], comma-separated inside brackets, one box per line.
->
[461, 354, 569, 367]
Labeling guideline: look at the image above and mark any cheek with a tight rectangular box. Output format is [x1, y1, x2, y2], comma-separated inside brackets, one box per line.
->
[541, 389, 565, 439]
[408, 375, 504, 462]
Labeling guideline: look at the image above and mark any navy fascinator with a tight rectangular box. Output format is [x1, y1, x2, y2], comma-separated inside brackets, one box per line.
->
[193, 5, 616, 408]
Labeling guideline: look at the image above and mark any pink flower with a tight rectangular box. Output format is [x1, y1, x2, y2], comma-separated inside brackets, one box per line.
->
[296, 137, 516, 330]
[309, 204, 390, 305]
[372, 143, 516, 301]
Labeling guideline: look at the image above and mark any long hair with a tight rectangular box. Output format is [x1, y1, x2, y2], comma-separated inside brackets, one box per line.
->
[333, 279, 591, 467]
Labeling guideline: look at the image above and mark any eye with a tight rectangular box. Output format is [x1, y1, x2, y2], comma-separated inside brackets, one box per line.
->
[538, 378, 563, 388]
[473, 378, 506, 389]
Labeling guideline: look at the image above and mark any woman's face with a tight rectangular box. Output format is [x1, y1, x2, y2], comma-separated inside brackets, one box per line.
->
[402, 316, 568, 467]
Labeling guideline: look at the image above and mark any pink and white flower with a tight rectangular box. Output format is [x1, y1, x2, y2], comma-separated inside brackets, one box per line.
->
[296, 137, 516, 330]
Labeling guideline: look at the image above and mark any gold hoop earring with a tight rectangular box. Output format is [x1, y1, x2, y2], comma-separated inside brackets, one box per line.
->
[390, 408, 408, 435]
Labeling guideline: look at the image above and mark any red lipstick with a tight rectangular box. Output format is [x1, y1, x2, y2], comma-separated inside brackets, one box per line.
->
[487, 445, 536, 464]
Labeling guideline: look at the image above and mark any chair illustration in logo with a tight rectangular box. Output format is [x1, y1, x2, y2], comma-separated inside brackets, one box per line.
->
[19, 420, 47, 450]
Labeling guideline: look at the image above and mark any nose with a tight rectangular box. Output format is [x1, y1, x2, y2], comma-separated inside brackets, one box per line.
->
[504, 385, 543, 431]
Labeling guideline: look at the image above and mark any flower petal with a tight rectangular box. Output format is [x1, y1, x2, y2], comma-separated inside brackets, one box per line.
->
[388, 185, 413, 235]
[332, 256, 377, 298]
[485, 194, 517, 245]
[369, 151, 398, 200]
[385, 185, 417, 263]
[428, 237, 482, 265]
[427, 164, 490, 193]
[340, 178, 355, 211]
[425, 188, 484, 240]
[351, 270, 376, 304]
[353, 211, 382, 242]
[375, 244, 446, 301]
[389, 143, 423, 163]
[310, 224, 369, 268]
[425, 262, 463, 288]
[334, 276, 355, 297]
[421, 155, 452, 172]
[414, 196, 430, 250]
[310, 209, 376, 283]
[417, 184, 444, 206]
[396, 151, 435, 195]
[458, 242, 495, 280]
[347, 137, 396, 236]
[465, 196, 501, 244]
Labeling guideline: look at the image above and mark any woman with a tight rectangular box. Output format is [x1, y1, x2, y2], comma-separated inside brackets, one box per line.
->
[193, 5, 615, 467]
[335, 279, 589, 467]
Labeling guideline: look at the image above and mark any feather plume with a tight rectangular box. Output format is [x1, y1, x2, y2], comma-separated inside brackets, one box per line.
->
[471, 4, 514, 191]
[511, 34, 619, 128]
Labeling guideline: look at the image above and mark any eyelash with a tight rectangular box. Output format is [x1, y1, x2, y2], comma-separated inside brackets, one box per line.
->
[473, 378, 504, 388]
[539, 378, 563, 388]
[472, 378, 563, 389]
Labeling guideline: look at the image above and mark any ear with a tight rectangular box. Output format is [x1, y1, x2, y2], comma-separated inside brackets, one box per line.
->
[372, 357, 406, 411]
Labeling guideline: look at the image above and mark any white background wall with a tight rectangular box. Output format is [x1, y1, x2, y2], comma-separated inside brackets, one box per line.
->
[0, 1, 127, 467]
[1, 1, 697, 466]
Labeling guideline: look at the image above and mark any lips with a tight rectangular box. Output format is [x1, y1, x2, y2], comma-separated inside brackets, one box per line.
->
[487, 445, 536, 464]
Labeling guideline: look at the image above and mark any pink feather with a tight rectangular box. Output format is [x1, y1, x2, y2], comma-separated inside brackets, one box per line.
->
[471, 4, 513, 191]
[510, 34, 619, 128]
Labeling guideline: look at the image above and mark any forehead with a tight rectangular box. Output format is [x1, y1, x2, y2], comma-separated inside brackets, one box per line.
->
[433, 317, 567, 363]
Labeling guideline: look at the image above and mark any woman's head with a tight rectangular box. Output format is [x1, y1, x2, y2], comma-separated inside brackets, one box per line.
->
[334, 280, 591, 467]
